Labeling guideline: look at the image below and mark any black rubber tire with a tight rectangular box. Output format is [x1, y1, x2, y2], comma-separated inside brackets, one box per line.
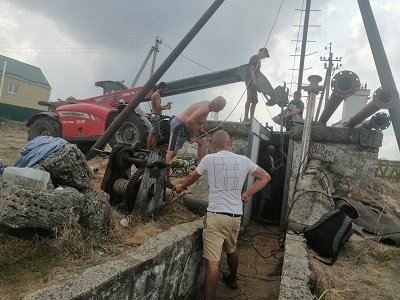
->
[110, 115, 150, 149]
[28, 117, 61, 140]
[125, 168, 144, 212]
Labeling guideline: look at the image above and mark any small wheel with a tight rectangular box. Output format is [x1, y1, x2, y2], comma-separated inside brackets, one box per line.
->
[125, 168, 144, 212]
[28, 117, 61, 140]
[111, 115, 150, 149]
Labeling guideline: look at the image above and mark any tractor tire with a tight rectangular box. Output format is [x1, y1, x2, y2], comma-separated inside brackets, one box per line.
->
[111, 115, 150, 149]
[28, 117, 61, 140]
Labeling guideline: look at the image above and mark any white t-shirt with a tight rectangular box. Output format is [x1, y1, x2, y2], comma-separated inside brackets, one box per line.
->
[196, 150, 258, 215]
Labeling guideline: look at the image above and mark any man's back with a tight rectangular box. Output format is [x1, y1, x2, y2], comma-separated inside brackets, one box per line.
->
[196, 150, 258, 214]
[177, 100, 209, 123]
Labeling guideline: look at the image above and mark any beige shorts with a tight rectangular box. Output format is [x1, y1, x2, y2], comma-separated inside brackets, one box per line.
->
[203, 212, 241, 261]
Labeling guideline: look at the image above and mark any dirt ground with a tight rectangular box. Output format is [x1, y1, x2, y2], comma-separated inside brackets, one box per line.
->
[0, 120, 282, 299]
[311, 179, 400, 300]
[1, 120, 400, 300]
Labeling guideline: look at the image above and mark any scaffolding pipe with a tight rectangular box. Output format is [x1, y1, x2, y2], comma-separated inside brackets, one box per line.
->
[85, 0, 225, 160]
[318, 70, 360, 124]
[355, 112, 391, 131]
[345, 87, 394, 128]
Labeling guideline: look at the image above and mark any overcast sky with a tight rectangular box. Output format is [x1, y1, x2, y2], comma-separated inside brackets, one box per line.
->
[1, 0, 399, 160]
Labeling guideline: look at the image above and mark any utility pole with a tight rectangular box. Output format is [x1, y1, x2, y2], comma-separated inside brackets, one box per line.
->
[297, 0, 311, 92]
[315, 43, 342, 120]
[320, 43, 342, 103]
[150, 38, 162, 77]
[131, 37, 162, 87]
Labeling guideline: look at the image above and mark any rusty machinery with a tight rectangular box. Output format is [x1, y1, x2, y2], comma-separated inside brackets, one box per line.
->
[344, 86, 395, 129]
[100, 116, 171, 216]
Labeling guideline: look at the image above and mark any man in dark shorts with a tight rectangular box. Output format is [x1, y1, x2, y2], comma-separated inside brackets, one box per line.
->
[244, 47, 270, 122]
[146, 82, 172, 150]
[165, 96, 226, 188]
[272, 90, 304, 130]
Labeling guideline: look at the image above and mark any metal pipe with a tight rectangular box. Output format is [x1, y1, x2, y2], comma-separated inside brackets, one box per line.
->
[299, 75, 324, 175]
[356, 112, 391, 131]
[0, 61, 7, 103]
[318, 70, 360, 124]
[345, 87, 394, 128]
[85, 0, 225, 160]
[358, 0, 400, 151]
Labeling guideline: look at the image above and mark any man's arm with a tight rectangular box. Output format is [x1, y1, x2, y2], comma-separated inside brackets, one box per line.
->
[241, 167, 271, 202]
[248, 65, 259, 88]
[175, 170, 202, 193]
[186, 107, 208, 139]
[151, 94, 171, 111]
[286, 108, 301, 117]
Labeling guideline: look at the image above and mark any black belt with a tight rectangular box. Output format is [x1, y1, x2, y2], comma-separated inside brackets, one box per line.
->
[208, 211, 242, 218]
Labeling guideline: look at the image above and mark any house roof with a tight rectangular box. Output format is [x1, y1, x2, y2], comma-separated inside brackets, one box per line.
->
[0, 54, 51, 88]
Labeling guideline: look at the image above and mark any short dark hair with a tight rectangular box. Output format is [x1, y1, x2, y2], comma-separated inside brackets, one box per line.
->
[294, 90, 301, 96]
[259, 47, 270, 57]
[157, 82, 167, 89]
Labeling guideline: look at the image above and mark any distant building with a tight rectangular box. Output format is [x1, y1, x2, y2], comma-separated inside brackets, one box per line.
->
[0, 55, 51, 121]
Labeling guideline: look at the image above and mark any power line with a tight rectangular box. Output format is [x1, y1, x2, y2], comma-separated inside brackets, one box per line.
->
[160, 41, 215, 72]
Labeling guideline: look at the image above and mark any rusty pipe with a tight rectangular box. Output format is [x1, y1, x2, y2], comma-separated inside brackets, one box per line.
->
[355, 112, 391, 130]
[318, 70, 360, 123]
[345, 86, 394, 128]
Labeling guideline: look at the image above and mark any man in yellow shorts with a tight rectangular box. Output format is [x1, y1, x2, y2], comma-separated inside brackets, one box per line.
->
[175, 130, 270, 300]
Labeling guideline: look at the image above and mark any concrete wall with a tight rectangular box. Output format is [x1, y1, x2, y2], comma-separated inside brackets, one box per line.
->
[279, 124, 383, 300]
[24, 220, 204, 300]
[176, 120, 252, 159]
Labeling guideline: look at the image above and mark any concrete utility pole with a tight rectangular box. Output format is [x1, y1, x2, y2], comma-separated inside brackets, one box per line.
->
[315, 43, 342, 121]
[131, 38, 162, 87]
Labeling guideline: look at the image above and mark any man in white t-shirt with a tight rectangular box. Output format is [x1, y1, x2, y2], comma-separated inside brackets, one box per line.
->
[175, 130, 270, 300]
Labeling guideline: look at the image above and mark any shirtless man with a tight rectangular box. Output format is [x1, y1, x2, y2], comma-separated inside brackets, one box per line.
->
[146, 82, 173, 150]
[165, 96, 226, 188]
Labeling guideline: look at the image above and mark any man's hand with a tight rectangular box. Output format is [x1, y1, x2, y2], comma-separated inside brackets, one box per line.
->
[174, 184, 185, 194]
[241, 191, 251, 202]
[189, 136, 197, 143]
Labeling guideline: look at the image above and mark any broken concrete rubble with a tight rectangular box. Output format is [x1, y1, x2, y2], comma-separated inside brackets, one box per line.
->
[0, 177, 111, 232]
[38, 144, 93, 191]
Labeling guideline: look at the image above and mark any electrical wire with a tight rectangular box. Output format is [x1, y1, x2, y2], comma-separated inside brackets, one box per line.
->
[201, 0, 287, 136]
[160, 41, 215, 72]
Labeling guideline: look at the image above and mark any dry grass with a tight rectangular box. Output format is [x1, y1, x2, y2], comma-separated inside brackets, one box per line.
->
[311, 179, 400, 300]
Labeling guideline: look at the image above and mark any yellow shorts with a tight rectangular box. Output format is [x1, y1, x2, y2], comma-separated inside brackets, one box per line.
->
[203, 212, 241, 261]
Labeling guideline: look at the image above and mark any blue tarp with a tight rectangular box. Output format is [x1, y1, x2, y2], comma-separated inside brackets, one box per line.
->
[14, 136, 68, 168]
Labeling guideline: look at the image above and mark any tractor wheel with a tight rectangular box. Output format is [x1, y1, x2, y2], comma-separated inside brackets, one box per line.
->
[28, 117, 61, 140]
[111, 115, 150, 149]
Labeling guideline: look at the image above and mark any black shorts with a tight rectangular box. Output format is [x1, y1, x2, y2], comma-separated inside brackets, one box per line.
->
[247, 85, 258, 103]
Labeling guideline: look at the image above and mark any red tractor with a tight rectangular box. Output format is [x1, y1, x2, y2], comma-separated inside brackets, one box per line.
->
[26, 65, 288, 153]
